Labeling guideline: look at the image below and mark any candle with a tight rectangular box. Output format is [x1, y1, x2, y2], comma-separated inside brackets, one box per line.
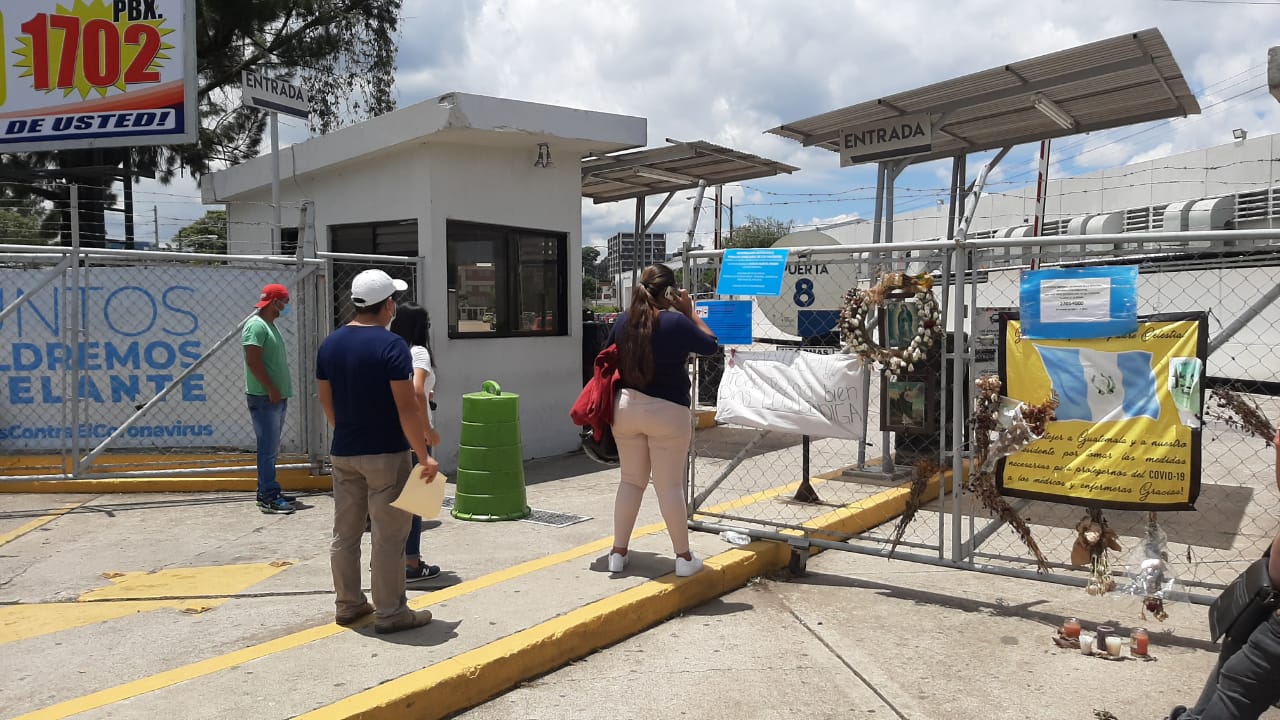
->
[1105, 636, 1123, 656]
[1132, 628, 1149, 655]
[1062, 617, 1081, 638]
[1080, 633, 1095, 655]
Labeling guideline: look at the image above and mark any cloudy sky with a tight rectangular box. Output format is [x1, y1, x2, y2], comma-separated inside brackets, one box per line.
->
[129, 0, 1280, 253]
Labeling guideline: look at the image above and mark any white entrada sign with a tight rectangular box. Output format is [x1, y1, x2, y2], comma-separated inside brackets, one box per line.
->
[715, 349, 868, 440]
[839, 112, 933, 166]
[242, 70, 310, 120]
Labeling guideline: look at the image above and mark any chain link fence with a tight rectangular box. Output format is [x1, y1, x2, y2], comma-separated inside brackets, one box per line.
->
[686, 233, 1280, 598]
[0, 194, 422, 481]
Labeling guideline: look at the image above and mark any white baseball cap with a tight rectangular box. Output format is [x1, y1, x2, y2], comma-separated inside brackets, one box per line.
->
[350, 269, 408, 308]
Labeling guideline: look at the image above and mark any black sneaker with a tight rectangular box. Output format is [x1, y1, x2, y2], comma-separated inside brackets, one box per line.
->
[406, 564, 442, 584]
[257, 497, 296, 514]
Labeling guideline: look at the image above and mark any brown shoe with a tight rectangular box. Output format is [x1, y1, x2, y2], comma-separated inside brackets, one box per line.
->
[335, 602, 375, 626]
[374, 609, 433, 634]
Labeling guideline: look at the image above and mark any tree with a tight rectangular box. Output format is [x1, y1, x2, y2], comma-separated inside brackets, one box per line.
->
[1, 1, 403, 246]
[727, 216, 792, 249]
[582, 275, 599, 303]
[0, 208, 52, 245]
[174, 211, 229, 254]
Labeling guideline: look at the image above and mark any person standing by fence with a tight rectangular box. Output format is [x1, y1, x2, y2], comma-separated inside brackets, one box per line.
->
[604, 264, 718, 577]
[242, 283, 296, 515]
[390, 302, 444, 583]
[318, 269, 437, 633]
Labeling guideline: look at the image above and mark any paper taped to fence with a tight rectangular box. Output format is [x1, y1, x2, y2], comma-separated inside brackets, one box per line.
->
[997, 312, 1207, 510]
[715, 349, 868, 440]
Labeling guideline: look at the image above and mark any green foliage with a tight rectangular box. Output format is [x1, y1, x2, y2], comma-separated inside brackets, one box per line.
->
[581, 275, 599, 302]
[0, 208, 52, 245]
[174, 211, 229, 254]
[727, 216, 792, 249]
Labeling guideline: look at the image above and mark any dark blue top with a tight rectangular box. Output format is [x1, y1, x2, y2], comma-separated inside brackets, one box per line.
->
[608, 311, 719, 407]
[316, 325, 414, 456]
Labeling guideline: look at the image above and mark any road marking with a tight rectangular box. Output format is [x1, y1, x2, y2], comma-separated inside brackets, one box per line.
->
[1, 562, 295, 645]
[13, 477, 809, 720]
[0, 502, 82, 548]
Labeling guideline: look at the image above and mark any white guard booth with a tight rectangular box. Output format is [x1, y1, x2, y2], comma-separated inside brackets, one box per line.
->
[200, 92, 647, 469]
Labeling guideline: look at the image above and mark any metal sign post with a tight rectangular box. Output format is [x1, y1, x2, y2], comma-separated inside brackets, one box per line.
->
[242, 71, 310, 254]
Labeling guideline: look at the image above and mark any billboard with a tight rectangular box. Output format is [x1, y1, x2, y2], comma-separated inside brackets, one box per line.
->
[0, 0, 197, 151]
[0, 265, 300, 452]
[997, 312, 1207, 510]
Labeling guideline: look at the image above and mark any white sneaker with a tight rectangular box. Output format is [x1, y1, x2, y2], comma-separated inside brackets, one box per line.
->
[607, 552, 627, 573]
[674, 554, 704, 577]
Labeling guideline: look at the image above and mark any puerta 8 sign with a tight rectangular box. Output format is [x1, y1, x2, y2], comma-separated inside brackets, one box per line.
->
[996, 312, 1207, 510]
[0, 0, 197, 151]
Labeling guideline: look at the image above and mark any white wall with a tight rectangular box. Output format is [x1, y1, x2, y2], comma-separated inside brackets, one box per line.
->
[823, 134, 1280, 245]
[424, 143, 584, 470]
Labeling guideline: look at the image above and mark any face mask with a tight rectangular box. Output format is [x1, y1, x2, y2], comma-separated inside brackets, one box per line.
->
[385, 312, 396, 331]
[278, 303, 291, 319]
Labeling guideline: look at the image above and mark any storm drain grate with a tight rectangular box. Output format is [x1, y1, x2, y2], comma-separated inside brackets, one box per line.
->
[440, 496, 591, 528]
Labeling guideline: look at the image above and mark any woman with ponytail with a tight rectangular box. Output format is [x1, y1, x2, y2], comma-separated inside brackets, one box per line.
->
[604, 264, 718, 576]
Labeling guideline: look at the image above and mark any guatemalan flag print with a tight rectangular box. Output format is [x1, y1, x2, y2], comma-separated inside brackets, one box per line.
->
[1033, 345, 1161, 423]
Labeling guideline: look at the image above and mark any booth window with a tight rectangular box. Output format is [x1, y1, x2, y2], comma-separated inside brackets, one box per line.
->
[280, 228, 299, 256]
[447, 220, 567, 338]
[329, 220, 418, 256]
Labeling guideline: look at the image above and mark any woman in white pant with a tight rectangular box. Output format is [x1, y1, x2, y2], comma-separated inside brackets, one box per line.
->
[605, 264, 719, 576]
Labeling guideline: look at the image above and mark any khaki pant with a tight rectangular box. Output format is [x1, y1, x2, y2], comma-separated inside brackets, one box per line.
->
[612, 389, 693, 555]
[330, 452, 413, 621]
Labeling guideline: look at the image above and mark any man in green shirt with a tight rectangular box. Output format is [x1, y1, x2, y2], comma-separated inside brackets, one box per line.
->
[243, 283, 295, 514]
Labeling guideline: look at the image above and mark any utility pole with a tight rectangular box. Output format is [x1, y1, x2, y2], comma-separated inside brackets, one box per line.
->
[713, 184, 722, 249]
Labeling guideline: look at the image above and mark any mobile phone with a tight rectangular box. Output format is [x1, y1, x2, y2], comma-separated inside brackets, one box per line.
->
[665, 286, 679, 301]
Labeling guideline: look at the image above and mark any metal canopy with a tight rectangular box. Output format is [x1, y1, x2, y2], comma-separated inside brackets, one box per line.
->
[767, 28, 1201, 165]
[582, 139, 799, 204]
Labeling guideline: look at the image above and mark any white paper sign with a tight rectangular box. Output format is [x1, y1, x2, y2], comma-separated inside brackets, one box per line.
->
[1041, 278, 1111, 323]
[715, 349, 868, 440]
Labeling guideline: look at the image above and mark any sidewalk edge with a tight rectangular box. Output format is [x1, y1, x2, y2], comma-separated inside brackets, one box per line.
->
[299, 470, 957, 720]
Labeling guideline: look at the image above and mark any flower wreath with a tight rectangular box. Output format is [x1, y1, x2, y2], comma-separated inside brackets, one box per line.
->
[838, 272, 943, 376]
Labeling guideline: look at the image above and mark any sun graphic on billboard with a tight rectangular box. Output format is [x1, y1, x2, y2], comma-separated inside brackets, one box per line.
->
[12, 0, 173, 99]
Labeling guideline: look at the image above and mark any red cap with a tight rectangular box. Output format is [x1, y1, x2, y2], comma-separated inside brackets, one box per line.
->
[254, 283, 289, 309]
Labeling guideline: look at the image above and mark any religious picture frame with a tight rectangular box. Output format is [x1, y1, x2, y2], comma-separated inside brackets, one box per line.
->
[881, 374, 937, 433]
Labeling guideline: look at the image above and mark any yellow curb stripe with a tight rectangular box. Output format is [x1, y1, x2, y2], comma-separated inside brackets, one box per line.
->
[4, 476, 331, 494]
[12, 475, 805, 720]
[294, 475, 933, 720]
[0, 502, 82, 548]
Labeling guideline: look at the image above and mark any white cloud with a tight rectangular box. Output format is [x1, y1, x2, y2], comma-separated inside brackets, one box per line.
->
[115, 0, 1280, 243]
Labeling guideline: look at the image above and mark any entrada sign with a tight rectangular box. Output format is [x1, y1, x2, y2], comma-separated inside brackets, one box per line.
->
[241, 70, 310, 120]
[838, 113, 933, 166]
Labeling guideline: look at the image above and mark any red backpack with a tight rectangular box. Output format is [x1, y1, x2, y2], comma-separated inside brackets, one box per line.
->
[571, 345, 621, 463]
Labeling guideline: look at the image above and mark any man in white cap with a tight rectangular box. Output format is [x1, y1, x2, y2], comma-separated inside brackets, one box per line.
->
[317, 269, 438, 634]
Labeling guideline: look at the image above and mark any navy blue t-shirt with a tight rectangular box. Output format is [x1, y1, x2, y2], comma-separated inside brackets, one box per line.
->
[316, 325, 414, 456]
[608, 311, 719, 407]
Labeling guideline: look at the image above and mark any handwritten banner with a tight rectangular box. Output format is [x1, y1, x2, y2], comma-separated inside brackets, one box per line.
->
[997, 312, 1206, 510]
[715, 349, 867, 440]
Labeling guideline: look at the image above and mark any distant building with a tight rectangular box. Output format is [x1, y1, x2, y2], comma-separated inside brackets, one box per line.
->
[605, 232, 666, 279]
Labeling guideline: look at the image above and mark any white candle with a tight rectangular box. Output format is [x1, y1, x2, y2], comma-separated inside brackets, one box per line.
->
[1080, 633, 1095, 655]
[1105, 636, 1123, 656]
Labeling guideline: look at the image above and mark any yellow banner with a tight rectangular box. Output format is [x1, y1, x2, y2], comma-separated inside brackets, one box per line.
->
[998, 313, 1206, 510]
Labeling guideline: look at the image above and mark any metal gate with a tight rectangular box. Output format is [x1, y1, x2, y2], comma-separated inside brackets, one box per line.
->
[686, 231, 1280, 602]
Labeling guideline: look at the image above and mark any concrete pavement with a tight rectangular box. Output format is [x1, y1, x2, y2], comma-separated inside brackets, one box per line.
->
[0, 450, 1271, 720]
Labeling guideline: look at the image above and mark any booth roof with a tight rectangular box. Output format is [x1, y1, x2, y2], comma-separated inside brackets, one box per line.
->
[581, 139, 799, 204]
[768, 28, 1201, 165]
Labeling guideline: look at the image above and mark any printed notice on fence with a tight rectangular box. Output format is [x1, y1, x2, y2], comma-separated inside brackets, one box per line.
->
[715, 349, 867, 440]
[1040, 278, 1110, 323]
[996, 312, 1207, 510]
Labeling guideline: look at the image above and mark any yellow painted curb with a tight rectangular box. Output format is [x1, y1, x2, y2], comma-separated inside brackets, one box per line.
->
[298, 466, 963, 720]
[2, 475, 333, 494]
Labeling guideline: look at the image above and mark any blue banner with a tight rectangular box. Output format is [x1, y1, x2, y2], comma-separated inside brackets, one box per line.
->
[716, 248, 789, 297]
[696, 300, 752, 345]
[1019, 266, 1138, 340]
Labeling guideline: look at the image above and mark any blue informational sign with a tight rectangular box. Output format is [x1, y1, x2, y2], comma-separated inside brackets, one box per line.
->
[716, 248, 790, 297]
[1019, 266, 1138, 340]
[695, 300, 753, 345]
